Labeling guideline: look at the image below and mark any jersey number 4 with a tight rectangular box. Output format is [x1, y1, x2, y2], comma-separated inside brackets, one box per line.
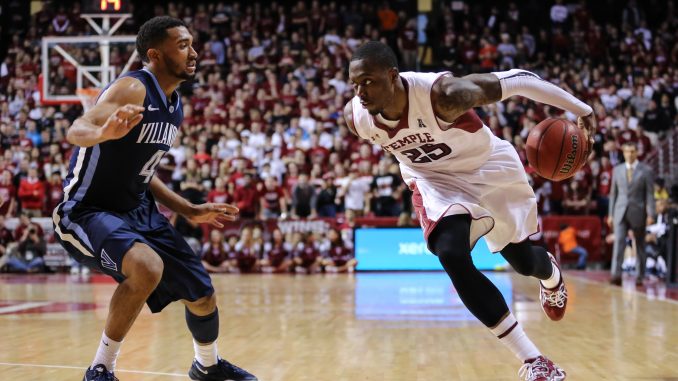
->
[402, 143, 452, 163]
[139, 150, 165, 183]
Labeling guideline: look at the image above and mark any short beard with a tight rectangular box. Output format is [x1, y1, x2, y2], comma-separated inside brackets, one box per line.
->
[177, 71, 195, 80]
[164, 55, 195, 80]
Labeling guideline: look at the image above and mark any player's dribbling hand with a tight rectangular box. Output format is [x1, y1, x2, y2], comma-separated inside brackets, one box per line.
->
[100, 104, 145, 141]
[577, 112, 596, 149]
[186, 202, 240, 228]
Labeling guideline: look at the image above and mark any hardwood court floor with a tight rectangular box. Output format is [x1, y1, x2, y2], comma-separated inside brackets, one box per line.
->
[1, 271, 677, 380]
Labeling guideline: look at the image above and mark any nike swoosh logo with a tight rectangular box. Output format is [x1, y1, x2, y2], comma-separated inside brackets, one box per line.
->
[102, 340, 109, 346]
[147, 105, 159, 111]
[196, 366, 208, 374]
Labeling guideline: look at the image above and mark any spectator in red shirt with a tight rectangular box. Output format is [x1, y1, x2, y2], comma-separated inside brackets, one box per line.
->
[18, 167, 45, 217]
[0, 170, 16, 217]
[231, 226, 261, 273]
[261, 228, 292, 273]
[563, 179, 595, 215]
[635, 126, 653, 160]
[45, 171, 64, 216]
[207, 177, 231, 205]
[193, 141, 211, 165]
[232, 174, 259, 219]
[293, 232, 322, 274]
[283, 162, 300, 194]
[398, 19, 419, 70]
[322, 228, 357, 273]
[259, 177, 287, 220]
[478, 38, 498, 71]
[596, 156, 613, 218]
[201, 230, 231, 273]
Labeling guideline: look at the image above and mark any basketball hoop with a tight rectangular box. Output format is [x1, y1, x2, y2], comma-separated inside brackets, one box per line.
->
[76, 87, 101, 111]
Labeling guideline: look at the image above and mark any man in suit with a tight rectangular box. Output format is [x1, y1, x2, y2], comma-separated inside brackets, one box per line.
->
[608, 141, 656, 286]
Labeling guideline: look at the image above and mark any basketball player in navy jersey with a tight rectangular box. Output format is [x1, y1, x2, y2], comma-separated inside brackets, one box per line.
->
[52, 17, 257, 381]
[345, 41, 596, 381]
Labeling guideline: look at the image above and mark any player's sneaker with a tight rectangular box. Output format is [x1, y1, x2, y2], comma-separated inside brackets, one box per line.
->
[83, 364, 118, 381]
[518, 356, 566, 381]
[188, 358, 258, 381]
[540, 254, 568, 321]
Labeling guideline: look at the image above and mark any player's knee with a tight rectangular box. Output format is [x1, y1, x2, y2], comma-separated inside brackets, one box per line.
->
[431, 240, 472, 268]
[429, 215, 473, 270]
[511, 259, 535, 276]
[123, 244, 164, 290]
[186, 294, 217, 315]
[501, 242, 538, 276]
[435, 246, 472, 269]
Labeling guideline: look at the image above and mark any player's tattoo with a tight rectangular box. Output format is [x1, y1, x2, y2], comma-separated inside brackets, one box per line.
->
[435, 74, 502, 117]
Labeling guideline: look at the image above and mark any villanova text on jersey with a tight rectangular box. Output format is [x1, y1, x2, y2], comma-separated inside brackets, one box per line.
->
[61, 68, 183, 213]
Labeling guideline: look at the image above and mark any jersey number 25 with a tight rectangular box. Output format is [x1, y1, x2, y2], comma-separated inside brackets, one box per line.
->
[401, 143, 452, 164]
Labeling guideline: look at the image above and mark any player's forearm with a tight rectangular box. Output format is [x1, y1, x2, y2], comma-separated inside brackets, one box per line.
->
[491, 69, 593, 117]
[66, 118, 106, 147]
[149, 177, 194, 216]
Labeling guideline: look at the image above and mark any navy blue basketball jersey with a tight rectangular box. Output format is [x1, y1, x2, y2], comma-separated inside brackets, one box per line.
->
[63, 68, 183, 212]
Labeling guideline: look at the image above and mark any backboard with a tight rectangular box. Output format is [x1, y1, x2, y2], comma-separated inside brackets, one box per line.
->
[40, 13, 139, 106]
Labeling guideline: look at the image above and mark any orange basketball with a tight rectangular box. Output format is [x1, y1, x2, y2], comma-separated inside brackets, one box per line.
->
[526, 118, 588, 181]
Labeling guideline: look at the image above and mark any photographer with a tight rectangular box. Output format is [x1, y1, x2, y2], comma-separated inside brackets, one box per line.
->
[13, 211, 44, 242]
[6, 223, 46, 273]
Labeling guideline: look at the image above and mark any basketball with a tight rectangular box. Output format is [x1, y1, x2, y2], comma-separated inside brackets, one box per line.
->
[526, 118, 588, 181]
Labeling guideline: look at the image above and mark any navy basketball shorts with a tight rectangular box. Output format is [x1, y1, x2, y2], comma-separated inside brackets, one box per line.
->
[53, 198, 214, 313]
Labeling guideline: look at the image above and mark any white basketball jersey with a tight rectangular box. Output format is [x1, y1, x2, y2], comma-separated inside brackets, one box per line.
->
[350, 71, 538, 252]
[351, 71, 496, 181]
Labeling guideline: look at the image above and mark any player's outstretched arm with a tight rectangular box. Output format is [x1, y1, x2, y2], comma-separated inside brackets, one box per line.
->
[66, 77, 146, 147]
[431, 74, 503, 122]
[432, 70, 596, 145]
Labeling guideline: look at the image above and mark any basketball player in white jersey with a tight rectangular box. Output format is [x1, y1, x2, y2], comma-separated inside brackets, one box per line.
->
[345, 41, 595, 381]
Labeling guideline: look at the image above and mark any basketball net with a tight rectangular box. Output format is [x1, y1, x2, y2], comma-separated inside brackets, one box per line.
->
[76, 87, 101, 112]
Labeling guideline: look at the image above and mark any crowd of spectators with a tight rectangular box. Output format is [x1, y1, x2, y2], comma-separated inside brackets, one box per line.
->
[1, 0, 678, 273]
[200, 226, 356, 274]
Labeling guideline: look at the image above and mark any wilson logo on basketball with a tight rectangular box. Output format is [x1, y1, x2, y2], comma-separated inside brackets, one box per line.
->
[559, 135, 579, 174]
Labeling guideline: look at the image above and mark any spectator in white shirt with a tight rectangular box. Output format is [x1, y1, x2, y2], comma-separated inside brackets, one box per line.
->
[336, 169, 373, 216]
[298, 108, 317, 135]
[550, 0, 568, 26]
[329, 71, 349, 96]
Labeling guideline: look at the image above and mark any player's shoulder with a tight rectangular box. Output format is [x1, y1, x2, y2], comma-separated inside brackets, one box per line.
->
[402, 71, 452, 87]
[99, 75, 146, 107]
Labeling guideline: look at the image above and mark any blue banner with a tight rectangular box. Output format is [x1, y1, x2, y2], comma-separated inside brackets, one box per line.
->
[354, 228, 508, 271]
